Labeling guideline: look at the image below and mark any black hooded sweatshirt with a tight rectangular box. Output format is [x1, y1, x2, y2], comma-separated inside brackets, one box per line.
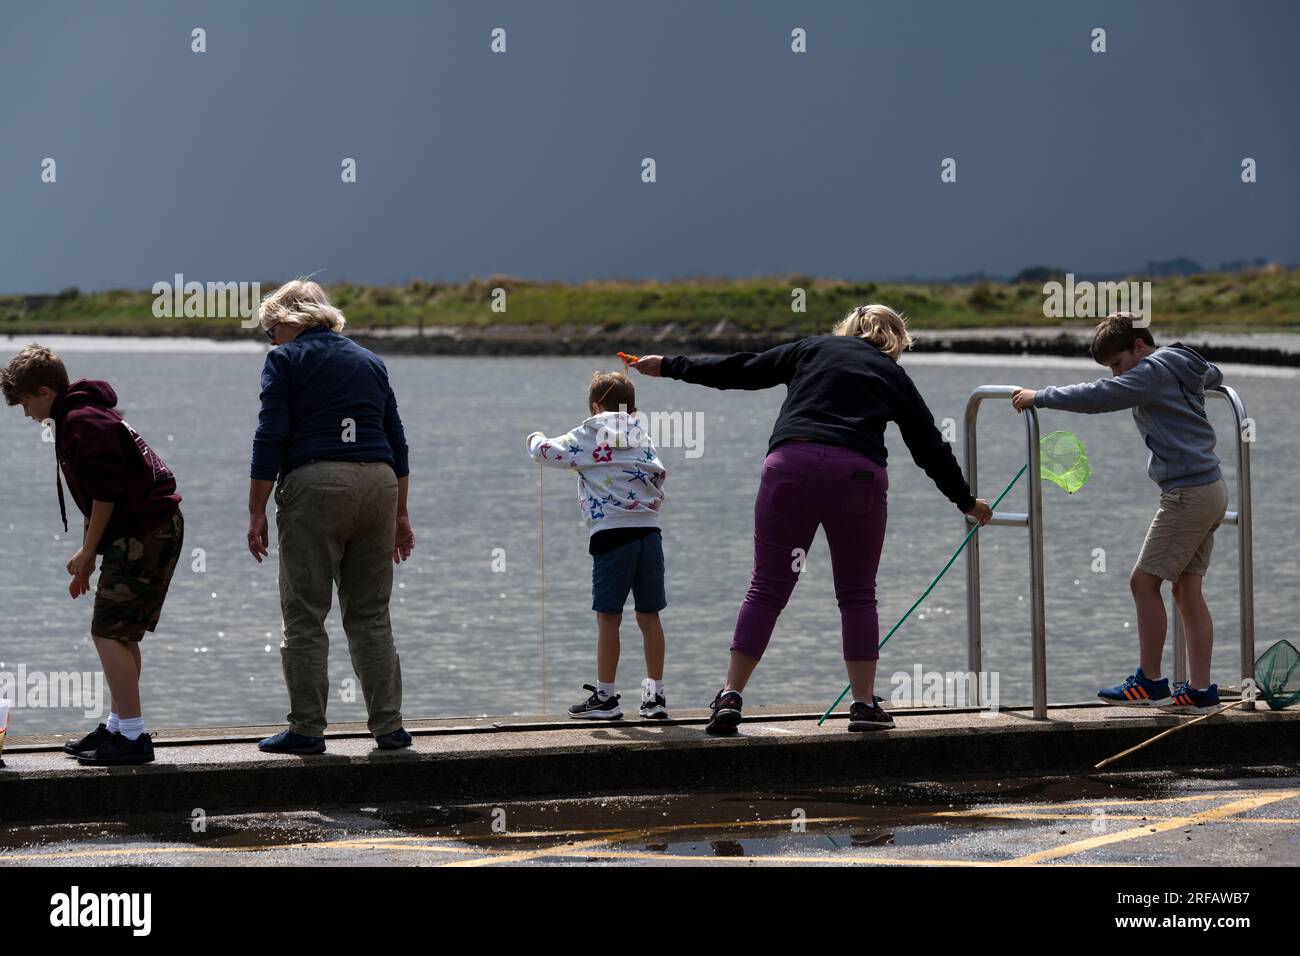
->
[663, 335, 975, 512]
[51, 380, 182, 553]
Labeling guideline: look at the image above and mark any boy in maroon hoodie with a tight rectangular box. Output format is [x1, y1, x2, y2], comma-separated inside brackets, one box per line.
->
[2, 345, 183, 766]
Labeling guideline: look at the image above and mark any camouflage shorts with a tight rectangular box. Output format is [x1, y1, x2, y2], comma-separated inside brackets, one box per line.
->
[91, 511, 185, 643]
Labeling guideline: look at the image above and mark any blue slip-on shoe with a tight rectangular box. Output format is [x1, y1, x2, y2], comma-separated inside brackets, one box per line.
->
[1168, 682, 1220, 715]
[258, 729, 326, 754]
[375, 728, 412, 750]
[1097, 667, 1171, 708]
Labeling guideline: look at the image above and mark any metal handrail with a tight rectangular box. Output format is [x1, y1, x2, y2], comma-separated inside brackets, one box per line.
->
[963, 386, 1048, 719]
[963, 384, 1256, 719]
[1172, 386, 1255, 710]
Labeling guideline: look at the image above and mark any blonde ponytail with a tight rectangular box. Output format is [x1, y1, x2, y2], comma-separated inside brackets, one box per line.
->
[831, 304, 913, 360]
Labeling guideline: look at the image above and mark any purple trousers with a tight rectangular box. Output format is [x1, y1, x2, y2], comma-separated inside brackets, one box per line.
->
[731, 440, 888, 662]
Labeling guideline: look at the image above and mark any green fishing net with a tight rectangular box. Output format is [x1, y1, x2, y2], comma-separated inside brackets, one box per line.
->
[1040, 430, 1090, 494]
[1255, 640, 1300, 711]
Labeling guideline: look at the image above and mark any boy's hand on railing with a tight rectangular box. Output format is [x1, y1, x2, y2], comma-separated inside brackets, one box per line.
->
[1011, 387, 1036, 411]
[629, 355, 662, 377]
[964, 499, 993, 526]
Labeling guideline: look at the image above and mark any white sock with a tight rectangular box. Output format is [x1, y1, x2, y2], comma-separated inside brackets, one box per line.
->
[118, 716, 145, 741]
[651, 679, 664, 696]
[596, 681, 616, 699]
[106, 712, 120, 734]
[722, 687, 742, 700]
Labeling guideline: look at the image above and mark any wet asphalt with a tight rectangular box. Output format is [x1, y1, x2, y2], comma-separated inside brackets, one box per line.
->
[2, 763, 1297, 867]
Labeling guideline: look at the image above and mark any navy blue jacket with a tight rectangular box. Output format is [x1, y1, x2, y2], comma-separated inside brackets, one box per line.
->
[250, 326, 410, 482]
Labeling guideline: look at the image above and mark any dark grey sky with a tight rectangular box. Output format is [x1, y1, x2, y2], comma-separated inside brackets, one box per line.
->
[2, 0, 1296, 293]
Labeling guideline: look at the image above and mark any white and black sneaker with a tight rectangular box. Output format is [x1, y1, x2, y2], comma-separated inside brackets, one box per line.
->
[568, 684, 623, 719]
[639, 678, 668, 719]
[847, 696, 895, 732]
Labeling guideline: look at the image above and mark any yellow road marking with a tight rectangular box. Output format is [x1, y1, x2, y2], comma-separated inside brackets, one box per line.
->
[440, 831, 649, 867]
[454, 814, 867, 841]
[937, 810, 1300, 824]
[937, 793, 1239, 815]
[1001, 789, 1299, 866]
[437, 816, 861, 867]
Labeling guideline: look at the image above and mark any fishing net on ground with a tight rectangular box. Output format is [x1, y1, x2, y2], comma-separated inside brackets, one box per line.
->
[1255, 640, 1300, 710]
[1039, 430, 1090, 494]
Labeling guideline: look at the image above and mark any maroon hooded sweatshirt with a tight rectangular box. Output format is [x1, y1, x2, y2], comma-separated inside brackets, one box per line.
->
[51, 380, 181, 554]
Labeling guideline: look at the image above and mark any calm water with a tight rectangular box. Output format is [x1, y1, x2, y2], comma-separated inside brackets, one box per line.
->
[3, 340, 1297, 734]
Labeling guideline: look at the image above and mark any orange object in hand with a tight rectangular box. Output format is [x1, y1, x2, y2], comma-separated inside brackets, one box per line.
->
[618, 351, 640, 365]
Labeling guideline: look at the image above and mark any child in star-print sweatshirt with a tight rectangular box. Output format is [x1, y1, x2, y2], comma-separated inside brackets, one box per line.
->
[525, 371, 670, 720]
[525, 382, 667, 541]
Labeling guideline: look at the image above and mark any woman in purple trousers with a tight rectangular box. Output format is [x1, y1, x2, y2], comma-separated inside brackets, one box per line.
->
[631, 305, 991, 734]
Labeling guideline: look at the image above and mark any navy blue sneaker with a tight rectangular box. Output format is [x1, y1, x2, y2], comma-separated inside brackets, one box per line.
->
[258, 730, 326, 754]
[1168, 682, 1220, 715]
[1097, 667, 1171, 708]
[375, 728, 412, 749]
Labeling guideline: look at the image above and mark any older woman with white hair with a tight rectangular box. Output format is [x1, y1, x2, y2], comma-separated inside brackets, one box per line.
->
[247, 279, 415, 754]
[631, 305, 991, 735]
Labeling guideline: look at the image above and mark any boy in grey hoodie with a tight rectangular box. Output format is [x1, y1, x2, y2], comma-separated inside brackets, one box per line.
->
[1011, 314, 1228, 714]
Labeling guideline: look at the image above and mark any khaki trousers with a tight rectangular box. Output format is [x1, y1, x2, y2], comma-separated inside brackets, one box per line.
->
[275, 460, 403, 737]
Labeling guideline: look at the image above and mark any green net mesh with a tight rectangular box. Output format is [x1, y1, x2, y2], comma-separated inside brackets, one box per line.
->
[1039, 430, 1091, 494]
[1255, 640, 1300, 711]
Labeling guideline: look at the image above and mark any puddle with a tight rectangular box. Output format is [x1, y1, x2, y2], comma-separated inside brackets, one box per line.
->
[2, 764, 1295, 863]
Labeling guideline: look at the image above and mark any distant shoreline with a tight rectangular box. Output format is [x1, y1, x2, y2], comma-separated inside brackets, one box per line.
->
[11, 326, 1300, 369]
[5, 271, 1299, 351]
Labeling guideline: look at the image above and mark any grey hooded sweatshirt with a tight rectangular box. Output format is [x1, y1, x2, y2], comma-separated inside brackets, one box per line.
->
[1034, 343, 1223, 492]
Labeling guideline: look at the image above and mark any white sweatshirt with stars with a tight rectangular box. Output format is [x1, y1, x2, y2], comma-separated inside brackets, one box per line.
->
[526, 410, 667, 536]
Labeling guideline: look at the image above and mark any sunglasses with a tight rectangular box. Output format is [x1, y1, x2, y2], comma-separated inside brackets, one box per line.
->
[264, 324, 279, 342]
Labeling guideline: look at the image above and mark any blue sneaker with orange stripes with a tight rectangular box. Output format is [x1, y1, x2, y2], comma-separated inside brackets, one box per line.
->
[1097, 668, 1171, 708]
[1168, 682, 1220, 715]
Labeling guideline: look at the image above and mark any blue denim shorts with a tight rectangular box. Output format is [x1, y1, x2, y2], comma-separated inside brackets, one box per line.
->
[592, 531, 667, 614]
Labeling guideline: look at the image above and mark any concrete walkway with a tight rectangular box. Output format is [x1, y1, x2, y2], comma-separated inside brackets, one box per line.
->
[3, 702, 1296, 823]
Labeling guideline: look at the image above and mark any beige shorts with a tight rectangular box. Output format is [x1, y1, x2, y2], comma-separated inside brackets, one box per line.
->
[1135, 478, 1228, 581]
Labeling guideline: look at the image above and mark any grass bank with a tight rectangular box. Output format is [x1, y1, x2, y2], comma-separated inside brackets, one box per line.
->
[3, 269, 1299, 338]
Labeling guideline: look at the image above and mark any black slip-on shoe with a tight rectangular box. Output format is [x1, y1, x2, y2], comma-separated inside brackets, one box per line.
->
[63, 722, 111, 756]
[76, 731, 155, 766]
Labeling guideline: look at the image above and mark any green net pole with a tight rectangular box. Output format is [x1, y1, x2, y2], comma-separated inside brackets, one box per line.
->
[816, 462, 1029, 726]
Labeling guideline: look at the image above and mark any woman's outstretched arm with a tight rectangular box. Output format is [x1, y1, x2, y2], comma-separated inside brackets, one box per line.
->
[632, 340, 803, 390]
